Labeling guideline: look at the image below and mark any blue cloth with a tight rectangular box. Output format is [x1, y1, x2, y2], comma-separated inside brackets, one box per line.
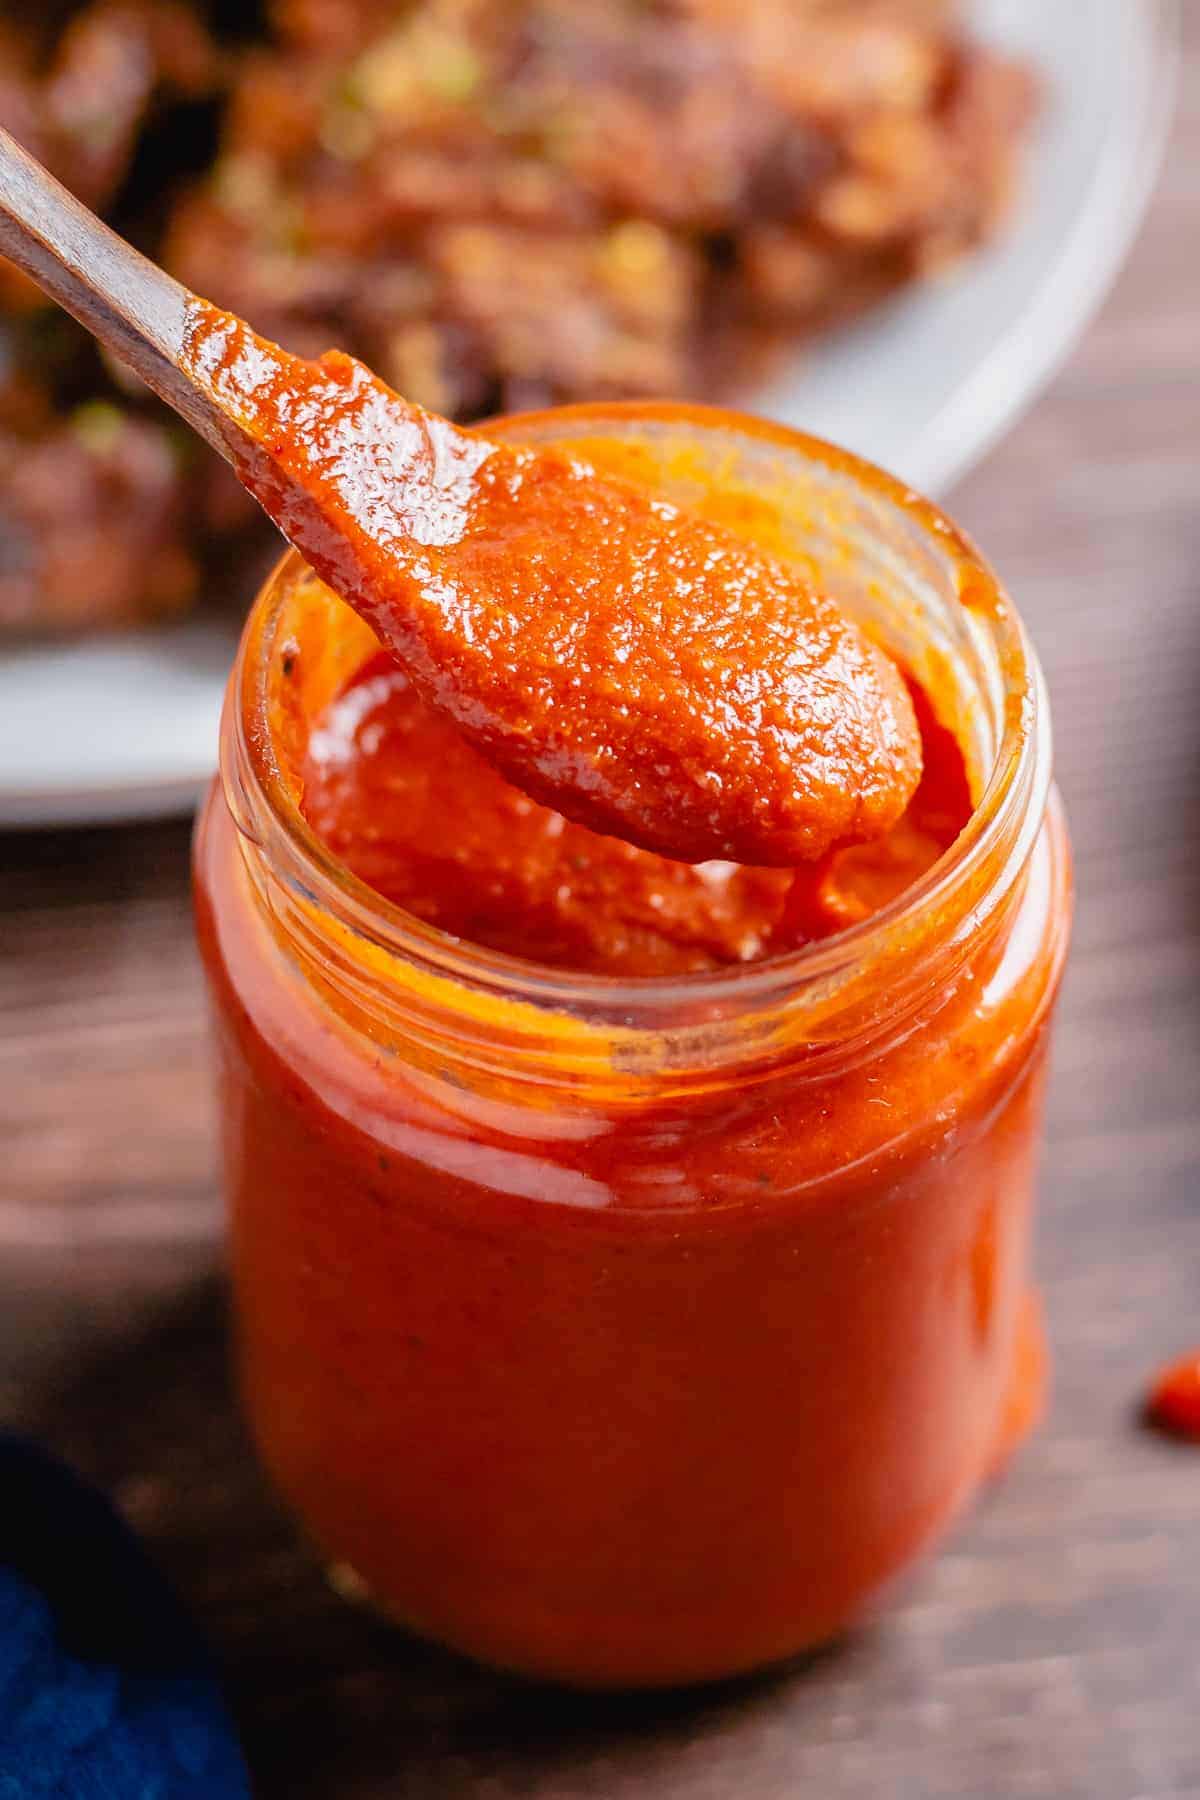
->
[0, 1436, 251, 1797]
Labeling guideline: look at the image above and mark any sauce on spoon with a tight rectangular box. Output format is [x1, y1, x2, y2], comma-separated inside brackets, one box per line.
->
[183, 301, 920, 866]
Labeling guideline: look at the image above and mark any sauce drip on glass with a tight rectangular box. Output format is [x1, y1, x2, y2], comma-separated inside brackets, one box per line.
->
[183, 301, 921, 866]
[1147, 1352, 1200, 1441]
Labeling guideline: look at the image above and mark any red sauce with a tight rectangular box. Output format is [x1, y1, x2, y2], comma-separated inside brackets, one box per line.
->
[300, 653, 970, 977]
[194, 404, 1073, 1687]
[1147, 1352, 1200, 1440]
[183, 301, 921, 865]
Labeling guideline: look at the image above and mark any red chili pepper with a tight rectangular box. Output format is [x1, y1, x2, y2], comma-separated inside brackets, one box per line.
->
[1147, 1350, 1200, 1440]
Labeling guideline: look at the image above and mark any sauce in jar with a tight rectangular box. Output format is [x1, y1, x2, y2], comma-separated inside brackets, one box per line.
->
[195, 405, 1071, 1687]
[297, 654, 968, 977]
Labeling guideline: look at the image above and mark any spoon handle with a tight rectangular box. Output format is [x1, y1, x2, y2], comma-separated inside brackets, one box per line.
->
[0, 125, 229, 459]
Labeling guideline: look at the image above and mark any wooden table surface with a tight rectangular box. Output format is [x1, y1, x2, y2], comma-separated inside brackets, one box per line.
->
[5, 29, 1200, 1800]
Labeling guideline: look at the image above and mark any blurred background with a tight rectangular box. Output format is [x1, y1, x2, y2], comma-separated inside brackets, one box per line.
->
[0, 0, 1042, 633]
[2, 4, 1198, 1797]
[0, 1, 1169, 823]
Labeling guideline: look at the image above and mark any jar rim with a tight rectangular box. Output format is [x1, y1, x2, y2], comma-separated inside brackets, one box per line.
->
[226, 401, 1050, 1024]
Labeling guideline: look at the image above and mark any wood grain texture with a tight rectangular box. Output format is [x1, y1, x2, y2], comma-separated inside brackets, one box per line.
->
[4, 24, 1200, 1799]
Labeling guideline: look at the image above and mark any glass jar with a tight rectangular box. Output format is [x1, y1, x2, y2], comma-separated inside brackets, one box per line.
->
[194, 405, 1071, 1689]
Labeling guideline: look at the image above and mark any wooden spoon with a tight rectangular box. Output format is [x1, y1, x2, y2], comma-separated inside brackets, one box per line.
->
[0, 125, 922, 866]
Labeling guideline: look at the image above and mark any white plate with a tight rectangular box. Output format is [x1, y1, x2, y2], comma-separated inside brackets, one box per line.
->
[0, 0, 1177, 829]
